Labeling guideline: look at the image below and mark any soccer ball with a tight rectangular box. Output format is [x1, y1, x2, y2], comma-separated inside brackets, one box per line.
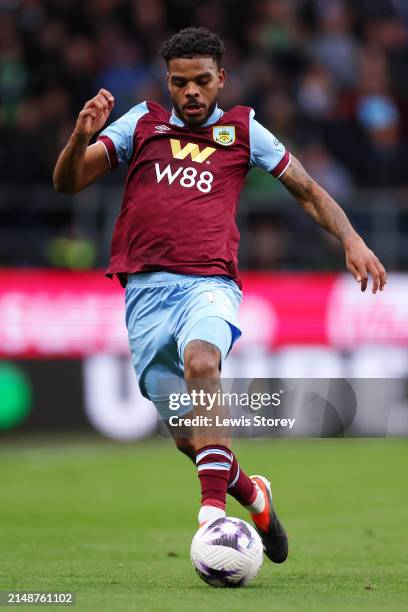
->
[190, 516, 264, 588]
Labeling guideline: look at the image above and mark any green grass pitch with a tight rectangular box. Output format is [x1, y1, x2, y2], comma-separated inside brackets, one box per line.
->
[0, 436, 407, 611]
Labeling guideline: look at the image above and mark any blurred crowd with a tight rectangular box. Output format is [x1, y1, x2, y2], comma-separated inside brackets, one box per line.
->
[1, 0, 408, 269]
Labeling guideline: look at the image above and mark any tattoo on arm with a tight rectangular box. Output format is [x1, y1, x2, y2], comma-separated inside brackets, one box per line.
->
[279, 156, 359, 244]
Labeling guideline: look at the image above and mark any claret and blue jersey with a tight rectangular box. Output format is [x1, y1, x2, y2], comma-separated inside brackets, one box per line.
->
[97, 101, 290, 287]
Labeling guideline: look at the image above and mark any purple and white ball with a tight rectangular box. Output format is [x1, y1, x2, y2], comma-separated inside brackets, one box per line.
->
[190, 517, 264, 588]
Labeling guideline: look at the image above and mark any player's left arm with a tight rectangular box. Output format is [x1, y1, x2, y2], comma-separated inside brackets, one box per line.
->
[279, 155, 387, 293]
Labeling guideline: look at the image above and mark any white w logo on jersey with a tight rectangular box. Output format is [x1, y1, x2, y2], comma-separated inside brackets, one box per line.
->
[155, 163, 183, 185]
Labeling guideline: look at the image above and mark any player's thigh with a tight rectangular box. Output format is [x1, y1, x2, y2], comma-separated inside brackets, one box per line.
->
[175, 277, 243, 369]
[180, 317, 232, 372]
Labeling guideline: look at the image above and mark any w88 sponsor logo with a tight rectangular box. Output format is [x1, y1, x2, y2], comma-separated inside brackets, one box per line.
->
[154, 163, 214, 193]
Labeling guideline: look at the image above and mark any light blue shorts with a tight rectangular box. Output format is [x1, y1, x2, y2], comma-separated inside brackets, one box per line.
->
[125, 271, 242, 420]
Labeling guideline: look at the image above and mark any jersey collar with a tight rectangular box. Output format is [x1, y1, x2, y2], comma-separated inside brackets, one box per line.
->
[169, 105, 224, 128]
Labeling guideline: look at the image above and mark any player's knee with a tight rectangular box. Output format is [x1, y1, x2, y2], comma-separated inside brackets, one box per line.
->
[184, 352, 219, 381]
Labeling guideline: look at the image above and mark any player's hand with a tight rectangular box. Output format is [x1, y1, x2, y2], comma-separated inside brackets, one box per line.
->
[344, 235, 387, 293]
[74, 89, 115, 141]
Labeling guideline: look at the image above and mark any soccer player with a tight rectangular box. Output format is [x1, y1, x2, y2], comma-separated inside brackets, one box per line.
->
[53, 27, 386, 564]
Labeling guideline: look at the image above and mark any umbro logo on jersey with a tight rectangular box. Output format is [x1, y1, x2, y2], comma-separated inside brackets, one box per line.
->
[155, 124, 171, 133]
[170, 139, 216, 163]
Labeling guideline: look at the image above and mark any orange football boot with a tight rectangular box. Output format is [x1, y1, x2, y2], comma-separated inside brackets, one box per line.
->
[249, 475, 288, 563]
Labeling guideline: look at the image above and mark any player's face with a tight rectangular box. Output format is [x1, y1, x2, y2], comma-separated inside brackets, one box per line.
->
[167, 57, 225, 127]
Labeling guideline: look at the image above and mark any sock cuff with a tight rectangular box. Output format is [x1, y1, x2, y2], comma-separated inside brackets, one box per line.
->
[195, 445, 233, 466]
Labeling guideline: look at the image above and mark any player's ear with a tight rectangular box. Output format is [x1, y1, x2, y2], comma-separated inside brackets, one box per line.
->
[218, 68, 226, 89]
[166, 71, 170, 90]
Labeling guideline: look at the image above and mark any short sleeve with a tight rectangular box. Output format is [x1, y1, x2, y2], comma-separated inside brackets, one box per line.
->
[249, 109, 290, 178]
[97, 101, 149, 169]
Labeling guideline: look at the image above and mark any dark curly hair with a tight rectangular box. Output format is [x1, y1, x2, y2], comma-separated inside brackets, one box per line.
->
[160, 27, 226, 68]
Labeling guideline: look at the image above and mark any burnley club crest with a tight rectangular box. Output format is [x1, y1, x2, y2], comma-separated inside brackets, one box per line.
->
[213, 126, 235, 146]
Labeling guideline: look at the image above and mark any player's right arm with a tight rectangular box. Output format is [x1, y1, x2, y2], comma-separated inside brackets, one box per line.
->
[53, 89, 115, 194]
